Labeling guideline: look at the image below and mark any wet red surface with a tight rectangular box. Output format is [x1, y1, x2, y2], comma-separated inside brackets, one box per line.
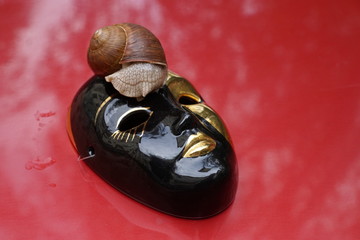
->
[1, 0, 360, 239]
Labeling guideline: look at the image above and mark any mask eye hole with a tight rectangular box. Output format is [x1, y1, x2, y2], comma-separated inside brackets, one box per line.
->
[117, 108, 152, 131]
[178, 94, 201, 105]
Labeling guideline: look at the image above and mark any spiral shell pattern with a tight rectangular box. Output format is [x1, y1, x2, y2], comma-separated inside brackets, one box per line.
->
[87, 23, 167, 76]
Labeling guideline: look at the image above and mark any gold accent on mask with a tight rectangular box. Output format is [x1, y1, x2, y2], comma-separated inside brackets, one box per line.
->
[184, 104, 230, 142]
[95, 94, 117, 124]
[166, 72, 230, 143]
[111, 107, 153, 142]
[182, 132, 216, 158]
[166, 72, 202, 103]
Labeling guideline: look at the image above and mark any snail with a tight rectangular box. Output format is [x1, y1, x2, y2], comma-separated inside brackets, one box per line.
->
[87, 23, 168, 98]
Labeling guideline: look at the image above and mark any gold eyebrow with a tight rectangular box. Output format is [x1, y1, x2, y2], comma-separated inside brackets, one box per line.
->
[94, 94, 117, 124]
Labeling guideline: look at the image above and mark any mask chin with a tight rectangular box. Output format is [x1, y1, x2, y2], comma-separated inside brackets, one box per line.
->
[68, 74, 238, 219]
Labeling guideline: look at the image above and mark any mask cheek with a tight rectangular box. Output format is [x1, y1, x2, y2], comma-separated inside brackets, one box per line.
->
[183, 104, 231, 143]
[139, 125, 182, 159]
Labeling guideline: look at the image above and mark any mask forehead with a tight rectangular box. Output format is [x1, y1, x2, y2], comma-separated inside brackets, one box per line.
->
[165, 72, 230, 142]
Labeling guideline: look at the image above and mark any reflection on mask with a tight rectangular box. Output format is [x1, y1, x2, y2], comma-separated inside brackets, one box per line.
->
[67, 72, 238, 219]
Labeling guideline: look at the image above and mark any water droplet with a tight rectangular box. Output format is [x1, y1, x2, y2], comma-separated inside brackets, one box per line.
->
[25, 157, 56, 170]
[34, 111, 56, 121]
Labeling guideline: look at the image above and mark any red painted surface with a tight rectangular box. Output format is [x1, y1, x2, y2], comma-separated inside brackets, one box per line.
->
[1, 0, 360, 239]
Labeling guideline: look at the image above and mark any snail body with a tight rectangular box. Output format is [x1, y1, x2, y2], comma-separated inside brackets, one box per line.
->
[87, 23, 167, 98]
[106, 62, 167, 98]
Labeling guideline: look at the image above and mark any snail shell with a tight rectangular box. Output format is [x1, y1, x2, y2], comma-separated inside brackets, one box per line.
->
[87, 23, 167, 98]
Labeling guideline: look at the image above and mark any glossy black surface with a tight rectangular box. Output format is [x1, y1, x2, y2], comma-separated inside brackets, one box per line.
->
[69, 76, 238, 219]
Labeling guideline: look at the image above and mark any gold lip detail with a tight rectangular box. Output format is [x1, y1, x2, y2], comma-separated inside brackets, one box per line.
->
[182, 132, 216, 158]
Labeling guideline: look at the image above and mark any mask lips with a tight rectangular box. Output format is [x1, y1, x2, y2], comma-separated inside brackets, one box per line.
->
[182, 132, 216, 158]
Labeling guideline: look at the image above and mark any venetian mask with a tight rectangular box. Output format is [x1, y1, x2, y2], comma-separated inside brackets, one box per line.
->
[67, 72, 238, 219]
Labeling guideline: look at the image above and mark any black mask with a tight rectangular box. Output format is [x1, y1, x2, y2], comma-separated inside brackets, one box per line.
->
[67, 72, 238, 219]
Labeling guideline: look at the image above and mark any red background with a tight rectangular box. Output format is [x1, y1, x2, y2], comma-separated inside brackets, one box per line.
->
[1, 0, 359, 239]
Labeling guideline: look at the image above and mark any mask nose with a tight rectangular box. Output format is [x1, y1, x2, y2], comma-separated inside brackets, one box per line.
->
[172, 110, 196, 135]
